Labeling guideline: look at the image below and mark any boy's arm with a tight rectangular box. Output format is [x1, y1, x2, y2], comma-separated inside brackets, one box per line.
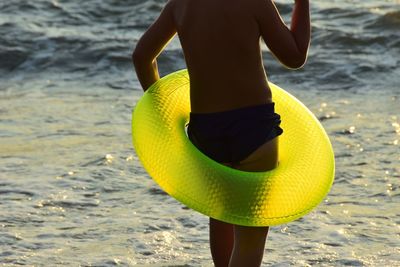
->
[254, 0, 310, 69]
[132, 0, 177, 91]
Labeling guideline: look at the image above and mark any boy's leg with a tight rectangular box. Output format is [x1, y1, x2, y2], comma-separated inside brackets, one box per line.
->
[229, 225, 269, 267]
[208, 137, 279, 267]
[209, 161, 235, 267]
[229, 137, 279, 267]
[209, 217, 234, 267]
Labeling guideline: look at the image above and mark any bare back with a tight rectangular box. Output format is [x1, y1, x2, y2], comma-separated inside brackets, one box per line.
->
[133, 0, 309, 113]
[172, 0, 271, 113]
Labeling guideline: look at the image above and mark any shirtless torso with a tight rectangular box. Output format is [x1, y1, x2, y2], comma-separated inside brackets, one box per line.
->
[133, 0, 310, 113]
[174, 0, 271, 113]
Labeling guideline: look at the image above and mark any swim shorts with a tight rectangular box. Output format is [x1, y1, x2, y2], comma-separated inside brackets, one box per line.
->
[187, 103, 283, 164]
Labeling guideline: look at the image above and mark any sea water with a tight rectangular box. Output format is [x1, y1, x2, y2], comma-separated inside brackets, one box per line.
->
[0, 0, 399, 265]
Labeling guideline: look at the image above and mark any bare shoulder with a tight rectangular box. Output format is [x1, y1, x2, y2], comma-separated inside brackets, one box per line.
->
[247, 0, 279, 18]
[159, 0, 181, 17]
[165, 0, 184, 12]
[161, 0, 177, 13]
[164, 0, 186, 21]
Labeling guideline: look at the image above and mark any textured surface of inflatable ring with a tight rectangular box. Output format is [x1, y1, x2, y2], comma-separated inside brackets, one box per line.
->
[132, 69, 335, 226]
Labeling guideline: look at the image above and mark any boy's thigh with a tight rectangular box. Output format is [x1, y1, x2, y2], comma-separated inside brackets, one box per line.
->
[234, 137, 279, 172]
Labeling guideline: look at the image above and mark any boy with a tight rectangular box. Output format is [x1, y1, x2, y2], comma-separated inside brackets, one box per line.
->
[133, 0, 310, 266]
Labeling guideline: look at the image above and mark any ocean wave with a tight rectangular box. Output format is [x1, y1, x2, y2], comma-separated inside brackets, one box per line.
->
[366, 10, 400, 30]
[0, 189, 35, 197]
[0, 22, 38, 72]
[0, 0, 398, 93]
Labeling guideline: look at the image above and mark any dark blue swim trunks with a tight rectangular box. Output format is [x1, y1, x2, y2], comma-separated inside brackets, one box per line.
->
[187, 103, 283, 164]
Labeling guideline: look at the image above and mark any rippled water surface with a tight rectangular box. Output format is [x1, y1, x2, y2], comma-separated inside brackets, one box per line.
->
[1, 0, 399, 266]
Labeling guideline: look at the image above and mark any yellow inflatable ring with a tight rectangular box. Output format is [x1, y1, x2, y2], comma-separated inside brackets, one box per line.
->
[132, 69, 335, 226]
